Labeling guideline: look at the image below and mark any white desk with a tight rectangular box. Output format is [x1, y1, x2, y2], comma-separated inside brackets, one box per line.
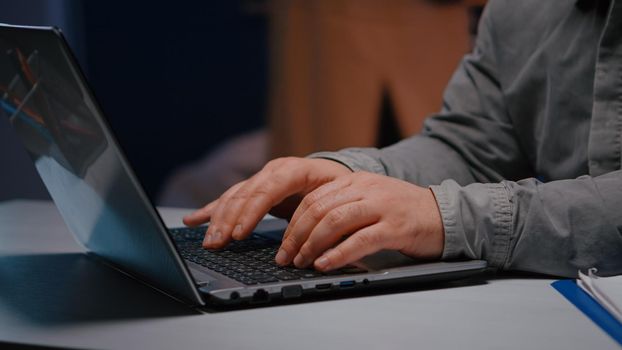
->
[0, 200, 618, 350]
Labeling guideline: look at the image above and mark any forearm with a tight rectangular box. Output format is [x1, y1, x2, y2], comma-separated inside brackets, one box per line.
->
[309, 134, 478, 187]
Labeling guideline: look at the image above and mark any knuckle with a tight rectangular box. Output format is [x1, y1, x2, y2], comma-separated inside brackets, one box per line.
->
[348, 202, 366, 219]
[300, 191, 321, 209]
[308, 201, 326, 221]
[325, 208, 346, 228]
[324, 203, 366, 229]
[351, 235, 369, 249]
[354, 231, 381, 248]
[282, 235, 301, 251]
[297, 196, 312, 213]
[306, 190, 323, 203]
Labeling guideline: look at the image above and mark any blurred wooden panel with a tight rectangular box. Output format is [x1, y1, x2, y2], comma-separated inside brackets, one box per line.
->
[268, 0, 470, 157]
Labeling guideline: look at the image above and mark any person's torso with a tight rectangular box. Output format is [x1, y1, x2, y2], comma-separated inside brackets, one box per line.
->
[494, 0, 621, 181]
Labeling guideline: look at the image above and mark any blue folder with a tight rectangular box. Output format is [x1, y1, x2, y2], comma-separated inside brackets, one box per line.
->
[552, 279, 622, 346]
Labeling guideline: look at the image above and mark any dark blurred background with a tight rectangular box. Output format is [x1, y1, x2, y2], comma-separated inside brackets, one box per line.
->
[0, 0, 485, 208]
[0, 0, 268, 202]
[82, 1, 267, 196]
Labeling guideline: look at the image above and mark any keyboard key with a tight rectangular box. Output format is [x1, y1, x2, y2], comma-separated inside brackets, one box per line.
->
[274, 271, 300, 281]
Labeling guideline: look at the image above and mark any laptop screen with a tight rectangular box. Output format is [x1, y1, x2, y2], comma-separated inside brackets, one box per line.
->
[0, 25, 201, 304]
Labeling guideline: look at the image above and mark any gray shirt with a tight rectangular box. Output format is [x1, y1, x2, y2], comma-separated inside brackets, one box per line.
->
[310, 0, 622, 278]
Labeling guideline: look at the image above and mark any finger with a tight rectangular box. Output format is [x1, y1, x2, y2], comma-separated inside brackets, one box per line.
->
[207, 180, 262, 243]
[208, 160, 318, 247]
[219, 161, 321, 239]
[202, 181, 247, 248]
[183, 200, 218, 227]
[313, 223, 388, 271]
[205, 172, 274, 247]
[277, 185, 362, 266]
[215, 170, 282, 242]
[292, 201, 379, 268]
[284, 177, 351, 238]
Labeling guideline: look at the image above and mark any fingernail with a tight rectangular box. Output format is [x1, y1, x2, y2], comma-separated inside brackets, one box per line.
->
[315, 256, 330, 270]
[203, 233, 213, 246]
[232, 224, 243, 239]
[275, 249, 288, 265]
[212, 230, 222, 243]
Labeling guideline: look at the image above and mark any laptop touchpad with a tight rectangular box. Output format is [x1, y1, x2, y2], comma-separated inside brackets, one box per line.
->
[189, 266, 218, 285]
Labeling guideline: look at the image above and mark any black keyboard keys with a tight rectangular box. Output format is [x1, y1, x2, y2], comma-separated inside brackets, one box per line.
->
[170, 227, 362, 285]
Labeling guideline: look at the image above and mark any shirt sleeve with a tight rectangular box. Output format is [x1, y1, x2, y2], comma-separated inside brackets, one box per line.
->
[308, 2, 622, 277]
[431, 171, 622, 278]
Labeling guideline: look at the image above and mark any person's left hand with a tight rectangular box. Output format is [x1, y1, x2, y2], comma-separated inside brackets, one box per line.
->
[275, 171, 445, 272]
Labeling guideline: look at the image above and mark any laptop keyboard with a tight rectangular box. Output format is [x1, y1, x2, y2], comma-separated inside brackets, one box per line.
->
[169, 226, 363, 285]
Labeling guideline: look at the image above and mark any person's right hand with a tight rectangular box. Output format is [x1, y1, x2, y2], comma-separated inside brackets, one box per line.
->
[182, 157, 352, 249]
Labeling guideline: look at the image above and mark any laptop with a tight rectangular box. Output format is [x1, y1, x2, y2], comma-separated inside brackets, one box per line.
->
[0, 23, 487, 307]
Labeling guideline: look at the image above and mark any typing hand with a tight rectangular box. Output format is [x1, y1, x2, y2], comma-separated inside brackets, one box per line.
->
[183, 157, 352, 248]
[183, 158, 444, 272]
[275, 172, 444, 271]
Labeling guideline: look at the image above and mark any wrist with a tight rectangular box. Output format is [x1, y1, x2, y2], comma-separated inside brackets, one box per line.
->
[310, 158, 353, 177]
[427, 188, 445, 259]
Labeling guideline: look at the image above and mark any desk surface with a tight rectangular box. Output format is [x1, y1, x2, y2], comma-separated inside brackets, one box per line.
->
[0, 200, 618, 350]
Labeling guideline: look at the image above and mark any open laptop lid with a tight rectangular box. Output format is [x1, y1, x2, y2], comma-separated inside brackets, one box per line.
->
[0, 24, 204, 306]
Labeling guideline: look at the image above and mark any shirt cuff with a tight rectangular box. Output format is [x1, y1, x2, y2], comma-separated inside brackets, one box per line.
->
[430, 180, 514, 268]
[307, 149, 387, 175]
[430, 183, 463, 260]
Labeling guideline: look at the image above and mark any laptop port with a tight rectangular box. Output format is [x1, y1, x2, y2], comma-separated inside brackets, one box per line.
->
[339, 280, 355, 288]
[315, 283, 332, 290]
[252, 289, 270, 303]
[281, 285, 303, 299]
